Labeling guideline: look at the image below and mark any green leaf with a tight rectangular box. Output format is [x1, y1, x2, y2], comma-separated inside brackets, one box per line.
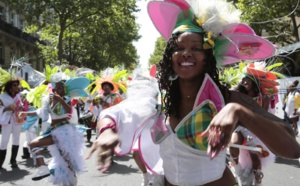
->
[266, 62, 283, 71]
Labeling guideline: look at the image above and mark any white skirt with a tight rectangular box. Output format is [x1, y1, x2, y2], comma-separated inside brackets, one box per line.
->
[47, 124, 85, 185]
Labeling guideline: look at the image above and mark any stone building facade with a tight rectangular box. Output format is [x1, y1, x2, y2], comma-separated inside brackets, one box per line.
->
[0, 1, 43, 71]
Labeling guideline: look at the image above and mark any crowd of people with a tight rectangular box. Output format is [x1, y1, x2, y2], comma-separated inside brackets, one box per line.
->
[1, 0, 300, 186]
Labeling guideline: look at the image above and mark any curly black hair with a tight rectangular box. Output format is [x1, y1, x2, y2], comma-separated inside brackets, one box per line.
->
[157, 33, 229, 119]
[4, 80, 20, 97]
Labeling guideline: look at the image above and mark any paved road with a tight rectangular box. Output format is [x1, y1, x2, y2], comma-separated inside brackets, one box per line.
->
[0, 131, 300, 186]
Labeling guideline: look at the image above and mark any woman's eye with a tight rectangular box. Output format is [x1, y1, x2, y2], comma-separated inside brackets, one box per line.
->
[174, 47, 184, 51]
[193, 48, 203, 51]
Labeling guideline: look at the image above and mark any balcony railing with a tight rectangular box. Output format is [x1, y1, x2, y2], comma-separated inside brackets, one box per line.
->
[0, 19, 39, 44]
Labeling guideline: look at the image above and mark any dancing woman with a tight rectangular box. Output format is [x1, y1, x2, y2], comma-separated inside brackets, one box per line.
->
[19, 73, 89, 185]
[87, 1, 300, 185]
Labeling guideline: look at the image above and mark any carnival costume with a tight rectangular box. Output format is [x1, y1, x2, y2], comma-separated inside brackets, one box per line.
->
[0, 67, 30, 169]
[93, 69, 126, 109]
[98, 0, 276, 185]
[0, 91, 25, 168]
[32, 74, 89, 185]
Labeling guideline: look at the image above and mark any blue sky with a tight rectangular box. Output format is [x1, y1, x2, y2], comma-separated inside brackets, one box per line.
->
[133, 1, 160, 68]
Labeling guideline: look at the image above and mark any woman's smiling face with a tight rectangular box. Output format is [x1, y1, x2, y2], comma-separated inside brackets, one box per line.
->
[241, 76, 254, 91]
[172, 32, 206, 81]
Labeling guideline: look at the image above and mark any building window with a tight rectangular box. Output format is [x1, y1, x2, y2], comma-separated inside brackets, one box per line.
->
[20, 19, 26, 29]
[11, 13, 15, 25]
[0, 43, 3, 64]
[10, 47, 14, 58]
[0, 6, 3, 20]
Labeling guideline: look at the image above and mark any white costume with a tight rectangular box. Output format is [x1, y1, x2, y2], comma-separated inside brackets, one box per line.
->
[35, 94, 85, 185]
[0, 92, 24, 149]
[22, 107, 39, 156]
[285, 91, 300, 118]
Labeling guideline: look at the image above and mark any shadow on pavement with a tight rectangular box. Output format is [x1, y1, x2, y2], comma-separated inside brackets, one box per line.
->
[100, 162, 139, 175]
[18, 158, 36, 168]
[113, 154, 131, 162]
[18, 148, 52, 169]
[275, 156, 300, 168]
[85, 142, 93, 148]
[0, 167, 30, 182]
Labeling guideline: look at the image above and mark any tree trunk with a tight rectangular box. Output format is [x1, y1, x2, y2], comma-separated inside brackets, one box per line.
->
[57, 17, 67, 65]
[289, 3, 300, 42]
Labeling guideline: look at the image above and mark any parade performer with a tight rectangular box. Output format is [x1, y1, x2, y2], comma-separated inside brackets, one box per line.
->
[0, 68, 30, 169]
[87, 0, 300, 185]
[19, 72, 89, 185]
[285, 80, 300, 135]
[229, 62, 280, 185]
[92, 70, 125, 137]
[95, 69, 126, 110]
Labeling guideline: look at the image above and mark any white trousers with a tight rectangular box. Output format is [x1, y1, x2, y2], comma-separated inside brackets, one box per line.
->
[0, 123, 22, 150]
[23, 120, 39, 148]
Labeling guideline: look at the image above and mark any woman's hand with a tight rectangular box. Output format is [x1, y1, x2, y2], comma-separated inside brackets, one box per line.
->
[18, 111, 27, 118]
[17, 105, 24, 111]
[86, 128, 119, 173]
[7, 103, 17, 111]
[200, 103, 241, 159]
[50, 93, 63, 102]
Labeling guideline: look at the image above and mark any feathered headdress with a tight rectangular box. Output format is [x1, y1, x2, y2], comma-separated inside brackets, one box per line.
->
[50, 72, 89, 98]
[147, 0, 276, 66]
[93, 67, 128, 94]
[243, 62, 283, 95]
[26, 84, 48, 108]
[0, 67, 30, 92]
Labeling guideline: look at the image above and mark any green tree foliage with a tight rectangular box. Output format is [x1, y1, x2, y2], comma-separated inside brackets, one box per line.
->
[149, 36, 166, 66]
[3, 0, 140, 70]
[236, 0, 300, 46]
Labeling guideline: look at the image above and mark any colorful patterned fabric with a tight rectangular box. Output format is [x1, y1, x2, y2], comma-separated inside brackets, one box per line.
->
[52, 102, 63, 116]
[42, 120, 69, 137]
[176, 101, 217, 150]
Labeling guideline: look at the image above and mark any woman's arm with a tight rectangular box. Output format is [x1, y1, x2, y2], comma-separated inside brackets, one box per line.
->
[3, 104, 16, 112]
[51, 94, 72, 114]
[19, 111, 37, 117]
[230, 91, 300, 158]
[202, 91, 300, 159]
[86, 117, 119, 172]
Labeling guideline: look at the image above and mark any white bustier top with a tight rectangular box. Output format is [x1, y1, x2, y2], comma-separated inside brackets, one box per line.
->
[160, 124, 226, 186]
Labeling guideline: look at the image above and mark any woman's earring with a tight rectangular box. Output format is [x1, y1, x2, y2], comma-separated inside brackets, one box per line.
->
[169, 73, 178, 81]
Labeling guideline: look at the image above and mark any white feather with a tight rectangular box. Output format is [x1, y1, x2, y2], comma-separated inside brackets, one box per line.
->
[187, 0, 241, 35]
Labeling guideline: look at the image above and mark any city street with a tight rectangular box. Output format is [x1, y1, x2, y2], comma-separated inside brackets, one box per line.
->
[0, 131, 300, 186]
